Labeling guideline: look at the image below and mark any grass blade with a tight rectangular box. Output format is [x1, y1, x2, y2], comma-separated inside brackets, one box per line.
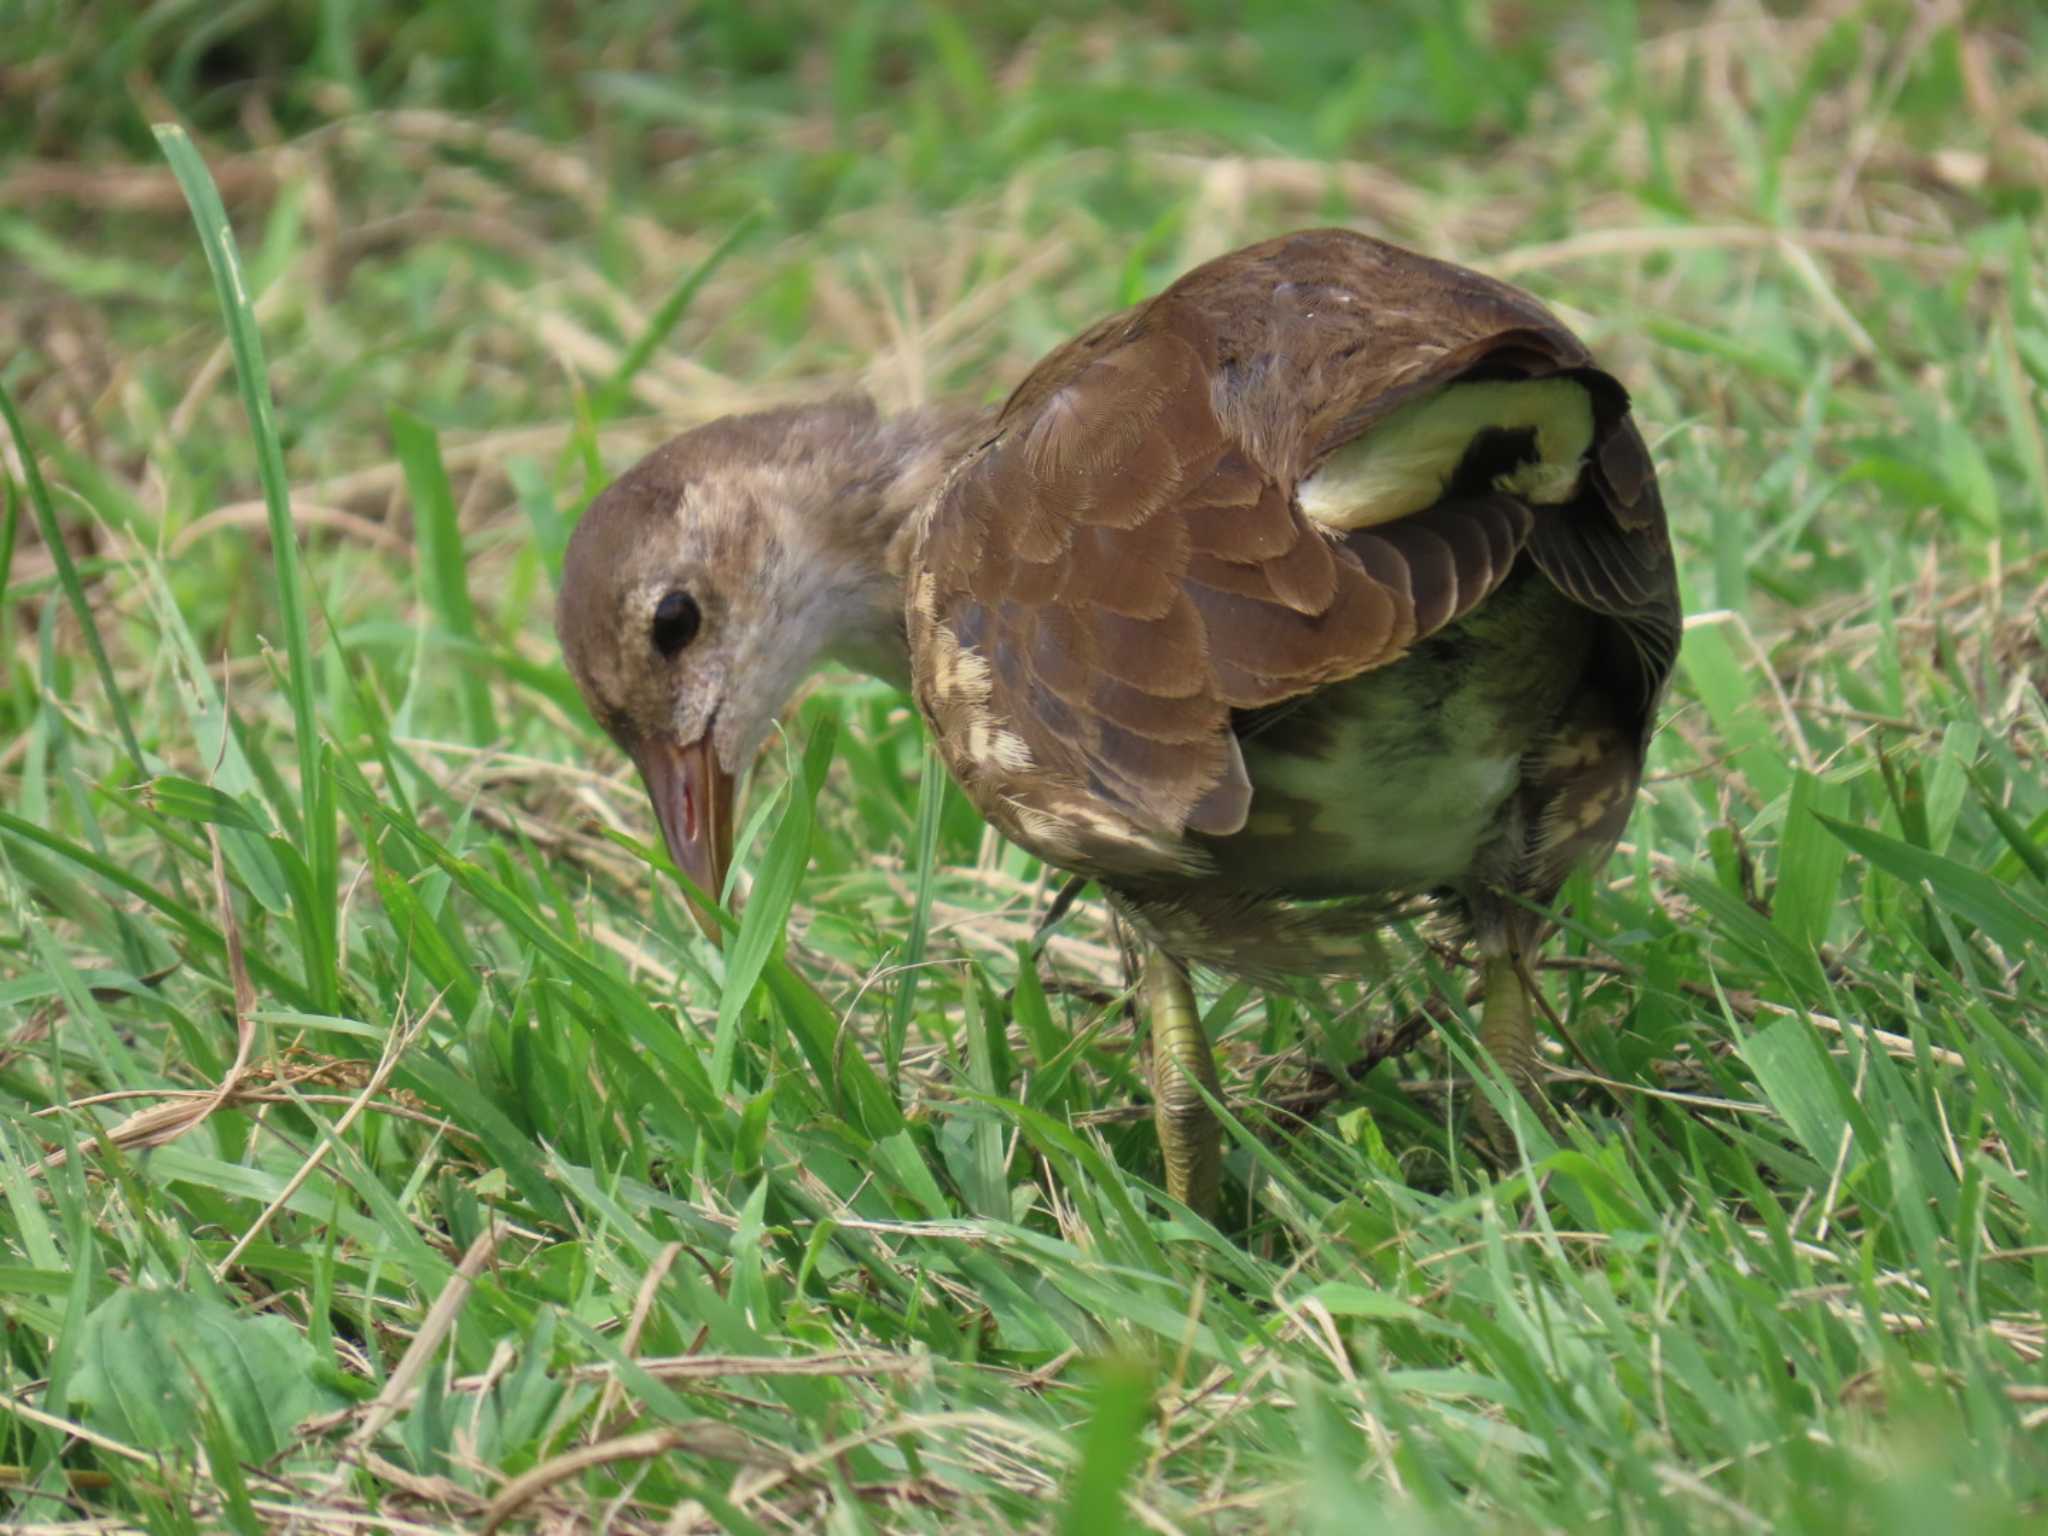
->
[0, 471, 19, 658]
[1055, 1355, 1154, 1536]
[390, 408, 498, 745]
[591, 210, 762, 425]
[714, 714, 836, 1094]
[0, 386, 145, 777]
[154, 125, 338, 1010]
[887, 741, 947, 1090]
[1820, 814, 2048, 958]
[1774, 769, 1848, 953]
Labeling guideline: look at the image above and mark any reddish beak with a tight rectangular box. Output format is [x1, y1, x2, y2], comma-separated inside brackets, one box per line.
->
[630, 734, 736, 943]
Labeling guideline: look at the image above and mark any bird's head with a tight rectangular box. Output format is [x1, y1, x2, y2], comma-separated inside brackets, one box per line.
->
[555, 399, 980, 934]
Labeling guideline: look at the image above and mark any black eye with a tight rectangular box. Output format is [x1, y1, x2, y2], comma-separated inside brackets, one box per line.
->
[650, 591, 701, 658]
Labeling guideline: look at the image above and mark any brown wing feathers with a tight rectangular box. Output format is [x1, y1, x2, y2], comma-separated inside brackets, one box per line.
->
[1525, 399, 1681, 721]
[911, 228, 1676, 881]
[920, 358, 1526, 866]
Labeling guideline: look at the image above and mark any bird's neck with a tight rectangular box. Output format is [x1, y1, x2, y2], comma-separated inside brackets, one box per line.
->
[801, 399, 993, 690]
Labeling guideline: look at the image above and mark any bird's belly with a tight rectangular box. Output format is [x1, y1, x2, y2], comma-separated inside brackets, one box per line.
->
[1203, 567, 1590, 900]
[1245, 740, 1515, 891]
[1222, 698, 1521, 897]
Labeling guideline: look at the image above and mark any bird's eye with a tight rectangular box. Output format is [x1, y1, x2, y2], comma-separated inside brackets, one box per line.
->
[650, 591, 701, 658]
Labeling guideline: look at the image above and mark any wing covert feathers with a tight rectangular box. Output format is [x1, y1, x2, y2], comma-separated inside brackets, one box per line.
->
[908, 228, 1678, 882]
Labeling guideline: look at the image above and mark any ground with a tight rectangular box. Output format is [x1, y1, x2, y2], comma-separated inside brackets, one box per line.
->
[1, 2, 2046, 1531]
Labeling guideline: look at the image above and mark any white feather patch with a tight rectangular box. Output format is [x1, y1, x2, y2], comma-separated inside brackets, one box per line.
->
[1298, 378, 1595, 529]
[965, 720, 1034, 776]
[929, 637, 992, 704]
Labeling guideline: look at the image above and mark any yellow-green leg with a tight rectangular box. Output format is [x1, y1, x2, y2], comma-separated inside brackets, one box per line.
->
[1472, 947, 1552, 1154]
[1143, 947, 1221, 1217]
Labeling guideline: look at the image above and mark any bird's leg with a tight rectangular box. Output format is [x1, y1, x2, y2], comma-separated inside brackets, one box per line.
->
[1142, 947, 1222, 1217]
[1472, 942, 1554, 1155]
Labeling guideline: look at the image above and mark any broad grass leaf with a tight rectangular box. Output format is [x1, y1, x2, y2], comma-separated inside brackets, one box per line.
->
[1819, 814, 2048, 957]
[69, 1286, 342, 1460]
[1056, 1355, 1154, 1536]
[1773, 770, 1849, 955]
[1738, 1015, 1849, 1167]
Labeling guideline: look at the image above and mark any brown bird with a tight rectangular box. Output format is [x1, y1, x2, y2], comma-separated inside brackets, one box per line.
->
[557, 229, 1679, 1215]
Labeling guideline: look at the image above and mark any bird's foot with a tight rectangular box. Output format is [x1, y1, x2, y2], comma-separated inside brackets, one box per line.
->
[1142, 948, 1222, 1219]
[1471, 949, 1558, 1161]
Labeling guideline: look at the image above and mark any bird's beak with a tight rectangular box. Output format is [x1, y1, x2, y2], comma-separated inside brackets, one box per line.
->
[630, 734, 735, 943]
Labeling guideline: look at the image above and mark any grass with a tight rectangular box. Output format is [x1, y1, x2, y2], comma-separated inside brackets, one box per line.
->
[2, 1, 2047, 1529]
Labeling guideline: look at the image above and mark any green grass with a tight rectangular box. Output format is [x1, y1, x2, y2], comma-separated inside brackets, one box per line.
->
[3, 1, 2047, 1530]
